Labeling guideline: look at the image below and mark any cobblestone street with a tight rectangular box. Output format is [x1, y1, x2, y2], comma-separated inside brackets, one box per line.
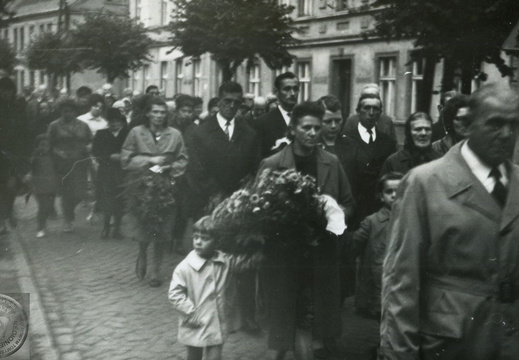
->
[1, 197, 379, 360]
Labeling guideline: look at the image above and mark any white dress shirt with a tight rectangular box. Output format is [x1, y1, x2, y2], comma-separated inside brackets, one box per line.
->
[216, 112, 235, 139]
[78, 112, 108, 137]
[461, 140, 508, 193]
[278, 106, 291, 126]
[358, 123, 377, 144]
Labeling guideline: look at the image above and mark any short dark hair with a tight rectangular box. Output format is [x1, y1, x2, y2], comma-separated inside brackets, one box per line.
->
[106, 107, 126, 124]
[274, 72, 298, 91]
[193, 96, 203, 106]
[377, 172, 404, 194]
[289, 101, 325, 129]
[88, 93, 105, 108]
[143, 97, 168, 127]
[76, 86, 92, 98]
[145, 85, 159, 94]
[439, 90, 458, 107]
[442, 94, 470, 134]
[218, 81, 243, 97]
[208, 97, 219, 110]
[318, 95, 342, 113]
[175, 94, 194, 109]
[193, 215, 215, 237]
[356, 94, 382, 112]
[56, 97, 78, 112]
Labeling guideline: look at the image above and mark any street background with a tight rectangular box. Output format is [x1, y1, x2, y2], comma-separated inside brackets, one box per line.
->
[1, 197, 379, 360]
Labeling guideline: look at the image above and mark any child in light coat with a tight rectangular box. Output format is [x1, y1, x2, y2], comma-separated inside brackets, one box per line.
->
[168, 216, 261, 360]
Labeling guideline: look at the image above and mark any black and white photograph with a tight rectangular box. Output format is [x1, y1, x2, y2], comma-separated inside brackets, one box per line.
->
[1, 0, 519, 359]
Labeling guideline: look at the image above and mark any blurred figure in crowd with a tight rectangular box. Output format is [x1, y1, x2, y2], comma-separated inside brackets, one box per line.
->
[432, 94, 470, 155]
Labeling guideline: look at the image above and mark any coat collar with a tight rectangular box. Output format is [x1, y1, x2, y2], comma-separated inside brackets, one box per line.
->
[205, 115, 243, 142]
[276, 144, 332, 190]
[185, 250, 226, 272]
[441, 142, 519, 228]
[375, 206, 391, 222]
[137, 125, 173, 151]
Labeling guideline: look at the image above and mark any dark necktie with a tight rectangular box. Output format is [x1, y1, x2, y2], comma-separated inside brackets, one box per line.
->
[367, 129, 373, 144]
[224, 120, 231, 140]
[489, 167, 507, 207]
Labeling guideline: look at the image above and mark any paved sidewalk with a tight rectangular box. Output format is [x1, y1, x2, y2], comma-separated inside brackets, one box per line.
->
[8, 197, 379, 360]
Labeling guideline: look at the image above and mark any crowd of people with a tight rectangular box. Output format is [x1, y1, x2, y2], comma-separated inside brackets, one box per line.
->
[1, 71, 518, 360]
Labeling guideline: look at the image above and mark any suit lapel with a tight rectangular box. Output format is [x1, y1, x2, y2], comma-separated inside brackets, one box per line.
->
[500, 162, 519, 232]
[316, 148, 331, 189]
[207, 116, 229, 142]
[139, 127, 158, 153]
[444, 144, 501, 223]
[278, 145, 296, 170]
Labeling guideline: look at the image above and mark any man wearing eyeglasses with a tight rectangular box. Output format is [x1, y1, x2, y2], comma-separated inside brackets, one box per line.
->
[186, 81, 261, 218]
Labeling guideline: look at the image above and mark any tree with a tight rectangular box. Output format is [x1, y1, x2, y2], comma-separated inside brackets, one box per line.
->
[71, 13, 152, 83]
[25, 31, 81, 77]
[0, 0, 14, 28]
[0, 38, 16, 73]
[170, 0, 297, 82]
[369, 0, 519, 108]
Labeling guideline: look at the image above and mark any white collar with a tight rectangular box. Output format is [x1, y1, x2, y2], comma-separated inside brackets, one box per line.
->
[216, 112, 235, 138]
[461, 140, 508, 193]
[110, 128, 122, 137]
[358, 123, 376, 144]
[278, 105, 291, 126]
[185, 250, 226, 272]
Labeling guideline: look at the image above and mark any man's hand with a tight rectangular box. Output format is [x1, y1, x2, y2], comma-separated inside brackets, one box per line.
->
[149, 156, 166, 165]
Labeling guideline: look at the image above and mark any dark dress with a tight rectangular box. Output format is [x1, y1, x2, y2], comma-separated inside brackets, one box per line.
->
[92, 127, 129, 216]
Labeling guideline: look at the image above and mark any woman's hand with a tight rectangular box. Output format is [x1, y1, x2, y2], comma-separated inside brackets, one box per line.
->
[148, 156, 166, 165]
[110, 153, 121, 162]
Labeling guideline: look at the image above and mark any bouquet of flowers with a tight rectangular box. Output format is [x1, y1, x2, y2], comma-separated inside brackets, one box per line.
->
[210, 168, 328, 255]
[122, 167, 177, 237]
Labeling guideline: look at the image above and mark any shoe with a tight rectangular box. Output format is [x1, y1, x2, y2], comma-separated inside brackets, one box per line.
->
[135, 252, 147, 280]
[148, 278, 162, 287]
[36, 230, 46, 238]
[100, 227, 110, 239]
[63, 224, 73, 233]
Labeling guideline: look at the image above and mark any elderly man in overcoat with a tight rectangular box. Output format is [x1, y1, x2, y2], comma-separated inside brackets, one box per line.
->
[380, 82, 519, 360]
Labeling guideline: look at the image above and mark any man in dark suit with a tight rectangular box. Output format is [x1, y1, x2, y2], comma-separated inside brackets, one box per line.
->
[341, 94, 397, 227]
[254, 72, 299, 158]
[186, 81, 261, 332]
[380, 83, 519, 360]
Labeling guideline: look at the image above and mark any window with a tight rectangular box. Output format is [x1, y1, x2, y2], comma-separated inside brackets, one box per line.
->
[298, 0, 312, 16]
[132, 69, 140, 92]
[160, 61, 169, 96]
[39, 71, 46, 85]
[39, 24, 45, 33]
[175, 59, 183, 93]
[2, 29, 7, 40]
[13, 28, 18, 50]
[29, 71, 35, 87]
[47, 23, 53, 32]
[19, 27, 24, 50]
[142, 64, 150, 92]
[192, 58, 202, 96]
[248, 63, 261, 97]
[161, 0, 170, 26]
[136, 0, 142, 19]
[410, 59, 424, 113]
[336, 0, 348, 11]
[29, 25, 35, 38]
[296, 61, 311, 102]
[378, 56, 397, 117]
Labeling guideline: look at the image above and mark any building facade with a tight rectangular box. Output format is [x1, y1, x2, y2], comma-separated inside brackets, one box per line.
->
[129, 0, 516, 142]
[1, 0, 128, 95]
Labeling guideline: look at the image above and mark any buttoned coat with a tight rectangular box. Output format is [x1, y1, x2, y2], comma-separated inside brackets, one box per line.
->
[185, 116, 260, 215]
[168, 251, 248, 346]
[380, 141, 519, 360]
[379, 148, 441, 177]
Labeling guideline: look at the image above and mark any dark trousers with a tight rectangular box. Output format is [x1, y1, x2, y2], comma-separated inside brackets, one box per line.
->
[36, 193, 55, 230]
[237, 270, 257, 323]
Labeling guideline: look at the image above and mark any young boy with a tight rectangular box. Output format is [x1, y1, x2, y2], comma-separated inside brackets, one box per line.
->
[351, 171, 403, 319]
[168, 216, 260, 360]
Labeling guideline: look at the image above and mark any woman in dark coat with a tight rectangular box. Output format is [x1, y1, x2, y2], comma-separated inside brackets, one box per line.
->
[47, 98, 92, 232]
[92, 108, 129, 239]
